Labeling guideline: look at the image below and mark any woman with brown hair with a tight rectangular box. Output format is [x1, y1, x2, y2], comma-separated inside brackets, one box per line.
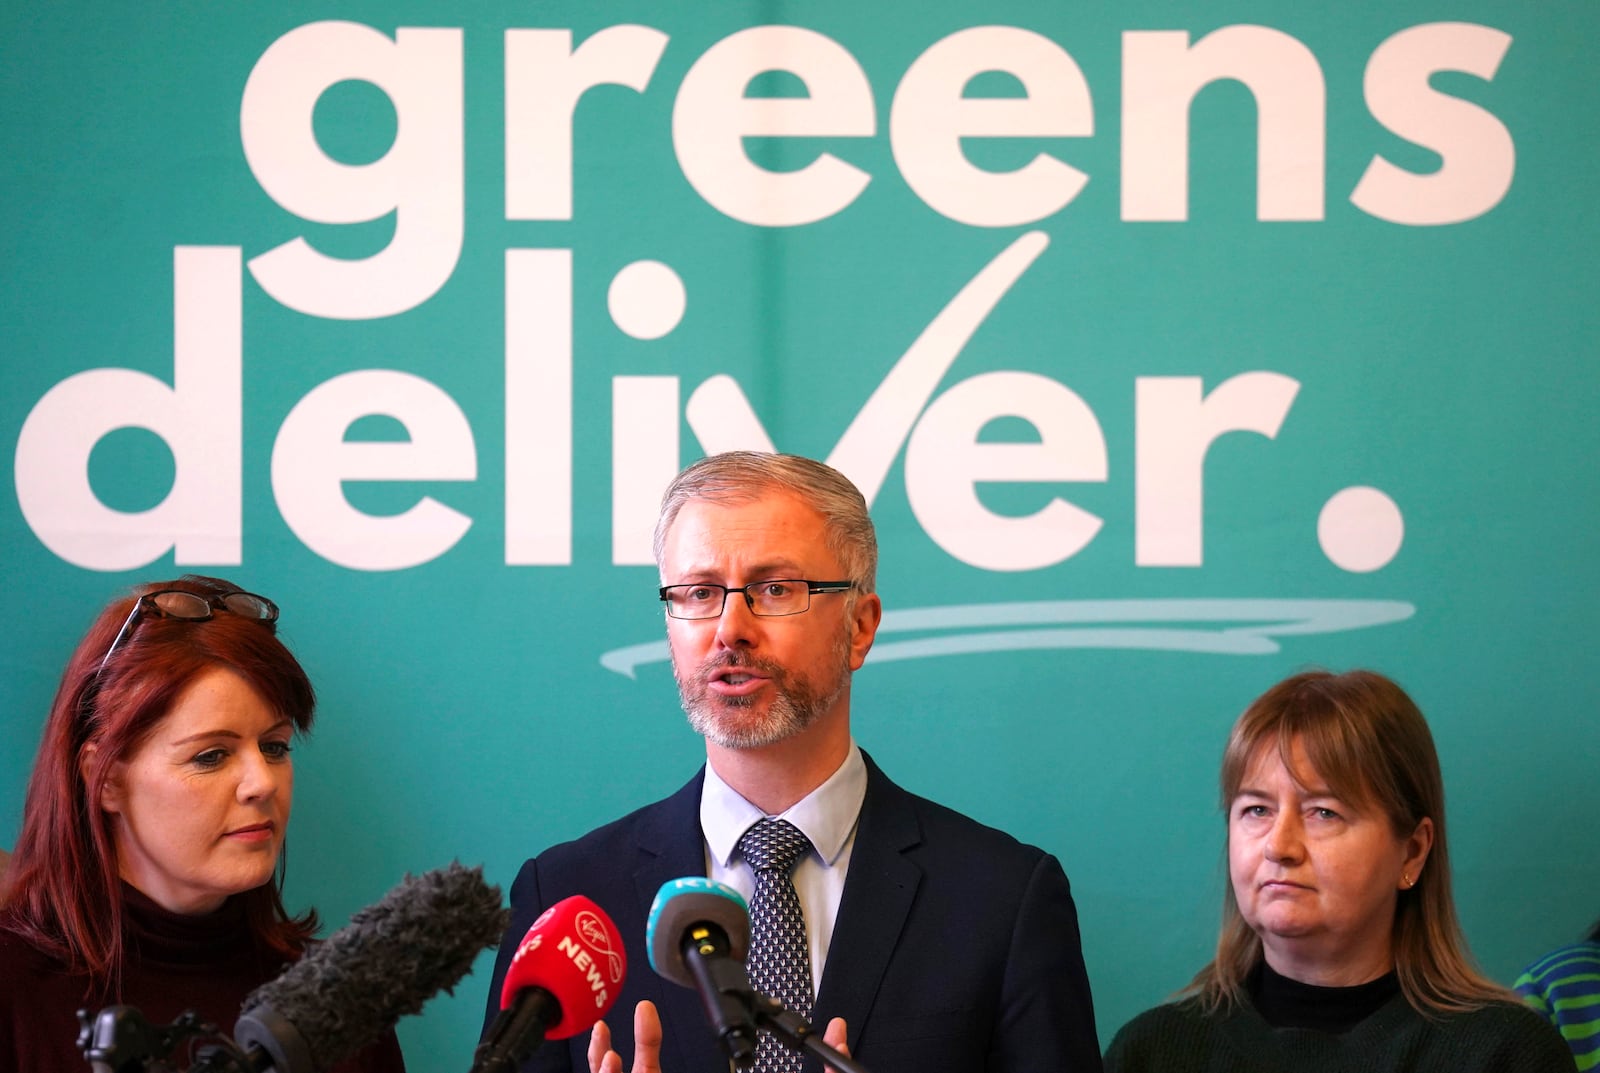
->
[1105, 669, 1568, 1072]
[0, 576, 404, 1072]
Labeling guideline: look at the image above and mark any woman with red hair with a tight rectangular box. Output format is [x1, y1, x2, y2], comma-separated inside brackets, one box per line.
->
[0, 576, 404, 1072]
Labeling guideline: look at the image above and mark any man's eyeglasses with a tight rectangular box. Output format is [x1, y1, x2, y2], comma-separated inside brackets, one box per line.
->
[97, 589, 279, 675]
[659, 580, 852, 620]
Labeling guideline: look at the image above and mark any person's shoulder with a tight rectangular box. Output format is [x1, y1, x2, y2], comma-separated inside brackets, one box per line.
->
[0, 915, 73, 997]
[866, 756, 1047, 865]
[1114, 997, 1213, 1036]
[1514, 938, 1600, 1035]
[1419, 997, 1573, 1068]
[1517, 938, 1600, 985]
[511, 769, 700, 877]
[1452, 996, 1574, 1038]
[1104, 998, 1216, 1070]
[532, 804, 651, 860]
[0, 914, 55, 965]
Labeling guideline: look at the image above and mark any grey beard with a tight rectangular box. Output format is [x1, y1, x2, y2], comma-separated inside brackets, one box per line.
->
[676, 646, 850, 750]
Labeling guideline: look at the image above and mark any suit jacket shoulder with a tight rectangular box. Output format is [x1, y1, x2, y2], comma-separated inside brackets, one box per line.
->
[482, 769, 720, 1073]
[817, 753, 1102, 1073]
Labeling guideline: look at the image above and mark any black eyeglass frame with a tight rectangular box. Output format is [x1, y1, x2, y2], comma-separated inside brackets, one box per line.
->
[96, 589, 280, 676]
[658, 579, 853, 620]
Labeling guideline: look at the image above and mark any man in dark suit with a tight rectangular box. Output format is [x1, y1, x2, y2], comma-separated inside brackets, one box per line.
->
[484, 452, 1100, 1073]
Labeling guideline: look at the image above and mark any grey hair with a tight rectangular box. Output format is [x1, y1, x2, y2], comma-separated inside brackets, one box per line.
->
[652, 451, 878, 593]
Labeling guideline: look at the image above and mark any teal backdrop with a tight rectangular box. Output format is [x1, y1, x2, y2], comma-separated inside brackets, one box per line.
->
[3, 3, 1596, 1066]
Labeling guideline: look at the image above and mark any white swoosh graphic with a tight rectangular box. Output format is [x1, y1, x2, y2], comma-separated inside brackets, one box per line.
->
[597, 598, 1416, 678]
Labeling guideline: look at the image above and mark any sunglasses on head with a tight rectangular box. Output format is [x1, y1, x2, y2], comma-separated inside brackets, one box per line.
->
[96, 589, 280, 677]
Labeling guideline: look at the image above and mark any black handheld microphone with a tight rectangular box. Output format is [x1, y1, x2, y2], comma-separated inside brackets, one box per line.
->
[231, 862, 508, 1072]
[646, 878, 759, 1068]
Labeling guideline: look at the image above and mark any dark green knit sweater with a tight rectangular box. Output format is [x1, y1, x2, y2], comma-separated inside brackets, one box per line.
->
[1104, 991, 1572, 1073]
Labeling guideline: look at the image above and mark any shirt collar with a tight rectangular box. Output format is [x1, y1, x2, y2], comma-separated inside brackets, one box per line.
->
[701, 742, 867, 869]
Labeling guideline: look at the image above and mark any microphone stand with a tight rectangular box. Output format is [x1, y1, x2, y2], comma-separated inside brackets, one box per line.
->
[76, 1006, 250, 1073]
[741, 990, 874, 1073]
[677, 937, 870, 1073]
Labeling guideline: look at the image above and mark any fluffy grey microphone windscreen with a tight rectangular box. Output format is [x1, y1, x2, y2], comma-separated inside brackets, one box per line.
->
[237, 862, 510, 1073]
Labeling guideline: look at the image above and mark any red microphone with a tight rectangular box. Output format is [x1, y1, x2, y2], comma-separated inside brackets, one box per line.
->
[471, 896, 627, 1072]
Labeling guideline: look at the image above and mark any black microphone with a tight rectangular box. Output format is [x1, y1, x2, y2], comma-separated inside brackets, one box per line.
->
[646, 878, 759, 1068]
[646, 877, 874, 1073]
[231, 862, 508, 1073]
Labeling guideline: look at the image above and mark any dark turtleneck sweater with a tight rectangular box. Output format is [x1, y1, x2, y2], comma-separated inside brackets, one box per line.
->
[1104, 959, 1572, 1073]
[1250, 959, 1400, 1032]
[0, 883, 405, 1073]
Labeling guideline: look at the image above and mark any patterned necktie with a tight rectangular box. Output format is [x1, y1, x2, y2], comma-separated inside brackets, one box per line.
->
[738, 817, 815, 1073]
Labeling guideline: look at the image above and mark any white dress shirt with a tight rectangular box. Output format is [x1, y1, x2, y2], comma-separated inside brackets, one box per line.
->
[699, 743, 867, 996]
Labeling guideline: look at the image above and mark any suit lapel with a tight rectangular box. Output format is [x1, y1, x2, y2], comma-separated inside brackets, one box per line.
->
[631, 769, 729, 1073]
[814, 754, 921, 1047]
